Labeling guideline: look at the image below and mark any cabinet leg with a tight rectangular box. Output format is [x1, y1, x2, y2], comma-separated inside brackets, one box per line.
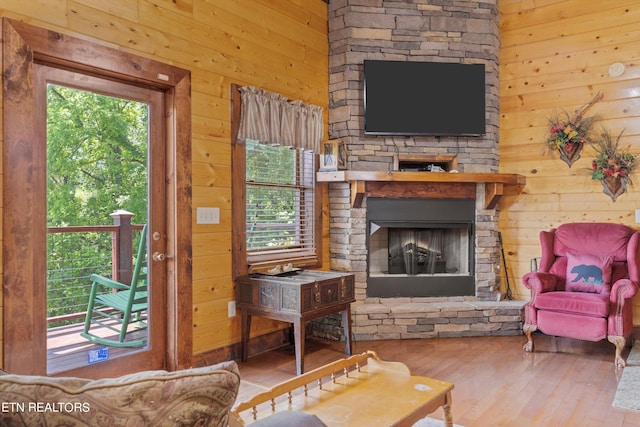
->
[293, 319, 305, 376]
[241, 310, 251, 363]
[342, 305, 352, 356]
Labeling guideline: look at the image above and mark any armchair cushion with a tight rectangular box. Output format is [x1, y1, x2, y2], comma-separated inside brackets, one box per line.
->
[565, 252, 613, 294]
[536, 291, 609, 317]
[538, 310, 607, 342]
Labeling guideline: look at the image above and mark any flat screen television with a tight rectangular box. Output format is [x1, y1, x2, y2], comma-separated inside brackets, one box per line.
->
[363, 60, 486, 136]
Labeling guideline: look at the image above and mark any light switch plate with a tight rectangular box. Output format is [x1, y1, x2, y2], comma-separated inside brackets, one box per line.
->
[197, 207, 220, 224]
[635, 209, 640, 223]
[228, 301, 236, 318]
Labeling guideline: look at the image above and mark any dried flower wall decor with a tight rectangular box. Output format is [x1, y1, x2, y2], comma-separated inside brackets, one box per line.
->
[591, 128, 637, 201]
[546, 92, 603, 167]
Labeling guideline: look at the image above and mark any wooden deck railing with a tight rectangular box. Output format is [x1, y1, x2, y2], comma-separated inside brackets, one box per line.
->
[46, 211, 144, 325]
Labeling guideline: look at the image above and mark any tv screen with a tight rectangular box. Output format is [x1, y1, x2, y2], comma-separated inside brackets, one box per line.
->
[364, 60, 486, 136]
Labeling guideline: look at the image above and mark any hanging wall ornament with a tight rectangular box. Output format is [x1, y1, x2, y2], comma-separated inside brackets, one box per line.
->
[545, 92, 603, 167]
[591, 128, 637, 202]
[558, 140, 583, 167]
[599, 175, 627, 202]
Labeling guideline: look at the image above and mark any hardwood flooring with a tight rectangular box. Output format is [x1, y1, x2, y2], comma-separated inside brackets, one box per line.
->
[235, 334, 640, 427]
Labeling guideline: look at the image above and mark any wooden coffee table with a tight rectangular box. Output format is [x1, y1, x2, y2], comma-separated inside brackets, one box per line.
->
[231, 351, 454, 427]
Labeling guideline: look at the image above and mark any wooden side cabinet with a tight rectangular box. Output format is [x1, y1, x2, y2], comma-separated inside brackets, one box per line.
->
[236, 270, 355, 375]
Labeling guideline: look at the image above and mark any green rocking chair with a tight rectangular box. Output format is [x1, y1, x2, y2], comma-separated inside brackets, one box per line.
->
[80, 224, 148, 347]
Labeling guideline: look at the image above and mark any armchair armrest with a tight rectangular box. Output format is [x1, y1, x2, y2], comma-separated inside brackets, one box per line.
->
[522, 271, 559, 295]
[610, 279, 639, 304]
[608, 279, 638, 357]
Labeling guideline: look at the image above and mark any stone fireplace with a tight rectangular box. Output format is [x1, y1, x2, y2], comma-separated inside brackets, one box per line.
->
[309, 0, 525, 342]
[315, 177, 524, 341]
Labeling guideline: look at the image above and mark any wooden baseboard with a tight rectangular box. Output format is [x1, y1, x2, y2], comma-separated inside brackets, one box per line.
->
[192, 328, 292, 368]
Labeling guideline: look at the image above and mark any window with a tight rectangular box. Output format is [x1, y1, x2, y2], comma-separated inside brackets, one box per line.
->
[245, 140, 316, 264]
[231, 85, 323, 276]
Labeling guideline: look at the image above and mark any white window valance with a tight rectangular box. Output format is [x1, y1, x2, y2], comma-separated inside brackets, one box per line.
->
[237, 86, 323, 152]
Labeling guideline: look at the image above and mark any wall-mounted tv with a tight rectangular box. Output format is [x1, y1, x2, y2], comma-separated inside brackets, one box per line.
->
[363, 60, 486, 136]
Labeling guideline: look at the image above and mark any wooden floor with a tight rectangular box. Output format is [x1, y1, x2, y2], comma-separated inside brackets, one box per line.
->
[236, 334, 640, 427]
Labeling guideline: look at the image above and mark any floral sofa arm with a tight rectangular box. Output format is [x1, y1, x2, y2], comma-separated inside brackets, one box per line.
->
[0, 361, 240, 426]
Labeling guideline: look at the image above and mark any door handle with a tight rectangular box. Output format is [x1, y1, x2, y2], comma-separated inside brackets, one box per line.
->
[152, 252, 173, 262]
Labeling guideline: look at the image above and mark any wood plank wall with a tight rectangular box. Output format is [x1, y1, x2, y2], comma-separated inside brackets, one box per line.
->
[0, 0, 329, 360]
[2, 0, 637, 366]
[499, 0, 640, 324]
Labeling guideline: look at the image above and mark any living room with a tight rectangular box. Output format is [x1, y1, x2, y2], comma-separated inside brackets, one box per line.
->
[1, 0, 639, 425]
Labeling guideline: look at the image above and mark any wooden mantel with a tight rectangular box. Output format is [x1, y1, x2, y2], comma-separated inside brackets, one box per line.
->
[317, 170, 526, 209]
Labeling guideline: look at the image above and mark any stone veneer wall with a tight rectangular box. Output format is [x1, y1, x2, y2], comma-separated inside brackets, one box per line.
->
[328, 0, 501, 173]
[314, 0, 524, 341]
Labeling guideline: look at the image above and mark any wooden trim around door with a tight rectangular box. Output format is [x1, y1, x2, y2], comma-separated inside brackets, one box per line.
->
[2, 18, 193, 374]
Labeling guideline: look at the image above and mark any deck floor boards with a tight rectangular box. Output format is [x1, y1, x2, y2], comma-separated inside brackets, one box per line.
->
[47, 321, 146, 375]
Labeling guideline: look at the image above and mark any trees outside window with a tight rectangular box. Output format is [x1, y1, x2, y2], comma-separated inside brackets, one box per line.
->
[47, 84, 148, 227]
[46, 85, 148, 325]
[245, 139, 316, 264]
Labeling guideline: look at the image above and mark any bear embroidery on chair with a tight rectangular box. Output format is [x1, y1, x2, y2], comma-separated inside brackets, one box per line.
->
[570, 264, 604, 285]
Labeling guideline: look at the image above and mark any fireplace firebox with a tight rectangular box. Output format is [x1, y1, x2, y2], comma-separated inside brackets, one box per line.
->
[367, 198, 475, 298]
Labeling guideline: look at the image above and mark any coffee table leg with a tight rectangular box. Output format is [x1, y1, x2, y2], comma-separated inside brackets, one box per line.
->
[342, 305, 352, 356]
[442, 392, 453, 427]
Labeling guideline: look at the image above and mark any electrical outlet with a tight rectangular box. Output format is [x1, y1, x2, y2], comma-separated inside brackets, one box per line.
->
[228, 301, 236, 318]
[196, 207, 220, 224]
[636, 209, 640, 224]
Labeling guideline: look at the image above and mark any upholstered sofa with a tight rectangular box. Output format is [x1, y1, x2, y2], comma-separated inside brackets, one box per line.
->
[522, 222, 639, 368]
[0, 362, 240, 426]
[0, 361, 325, 427]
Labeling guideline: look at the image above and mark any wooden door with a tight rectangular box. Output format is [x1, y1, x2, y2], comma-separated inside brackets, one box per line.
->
[2, 18, 193, 377]
[37, 66, 167, 376]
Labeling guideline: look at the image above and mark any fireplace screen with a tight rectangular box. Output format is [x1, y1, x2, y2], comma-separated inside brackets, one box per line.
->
[366, 198, 475, 298]
[386, 228, 469, 276]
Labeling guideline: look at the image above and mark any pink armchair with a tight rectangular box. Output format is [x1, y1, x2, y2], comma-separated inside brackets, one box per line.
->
[522, 222, 639, 368]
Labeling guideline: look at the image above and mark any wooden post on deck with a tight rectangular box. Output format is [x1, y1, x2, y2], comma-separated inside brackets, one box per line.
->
[111, 210, 134, 284]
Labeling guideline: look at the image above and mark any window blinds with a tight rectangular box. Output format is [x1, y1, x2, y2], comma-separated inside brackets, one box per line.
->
[245, 140, 316, 261]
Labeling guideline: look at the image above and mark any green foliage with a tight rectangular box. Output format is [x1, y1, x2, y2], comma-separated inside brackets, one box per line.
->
[46, 85, 149, 326]
[245, 139, 299, 249]
[46, 85, 148, 226]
